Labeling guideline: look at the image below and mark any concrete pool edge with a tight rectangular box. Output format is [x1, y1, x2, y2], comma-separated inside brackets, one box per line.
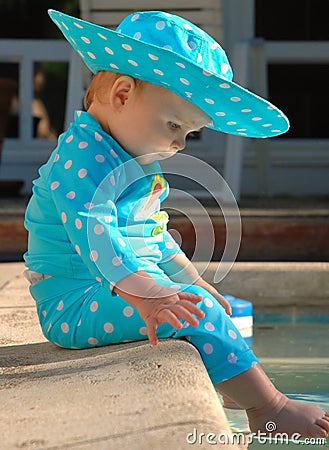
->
[195, 261, 329, 307]
[3, 261, 328, 303]
[0, 262, 238, 449]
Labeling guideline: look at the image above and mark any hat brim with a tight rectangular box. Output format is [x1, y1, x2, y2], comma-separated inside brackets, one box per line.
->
[49, 9, 289, 138]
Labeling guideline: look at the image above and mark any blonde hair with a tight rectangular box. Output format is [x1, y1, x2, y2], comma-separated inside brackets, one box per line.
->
[84, 71, 144, 110]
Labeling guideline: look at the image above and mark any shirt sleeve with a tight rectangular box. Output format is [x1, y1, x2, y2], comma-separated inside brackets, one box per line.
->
[47, 123, 154, 292]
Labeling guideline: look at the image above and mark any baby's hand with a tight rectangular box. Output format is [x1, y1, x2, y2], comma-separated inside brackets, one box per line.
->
[137, 289, 204, 346]
[113, 271, 204, 346]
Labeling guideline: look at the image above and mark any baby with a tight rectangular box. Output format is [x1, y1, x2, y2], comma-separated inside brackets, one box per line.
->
[24, 9, 329, 439]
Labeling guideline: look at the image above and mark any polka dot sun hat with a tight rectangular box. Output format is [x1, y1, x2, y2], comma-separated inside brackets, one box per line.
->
[49, 9, 289, 138]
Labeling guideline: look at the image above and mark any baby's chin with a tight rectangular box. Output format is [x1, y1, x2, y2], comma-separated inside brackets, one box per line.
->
[156, 152, 176, 160]
[138, 152, 176, 164]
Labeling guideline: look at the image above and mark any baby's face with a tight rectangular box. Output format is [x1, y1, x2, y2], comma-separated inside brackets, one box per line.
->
[112, 82, 210, 164]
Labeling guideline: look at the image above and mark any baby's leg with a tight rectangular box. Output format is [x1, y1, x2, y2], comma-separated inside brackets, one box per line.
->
[171, 284, 329, 439]
[219, 364, 329, 439]
[171, 284, 259, 384]
[30, 276, 157, 348]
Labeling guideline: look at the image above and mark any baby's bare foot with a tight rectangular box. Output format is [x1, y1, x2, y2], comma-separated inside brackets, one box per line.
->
[247, 392, 329, 438]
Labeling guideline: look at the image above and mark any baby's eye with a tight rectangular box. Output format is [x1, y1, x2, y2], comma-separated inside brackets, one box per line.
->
[168, 121, 180, 130]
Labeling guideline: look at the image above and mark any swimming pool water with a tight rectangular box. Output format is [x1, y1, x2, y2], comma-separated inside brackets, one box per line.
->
[222, 369, 329, 430]
[221, 323, 329, 448]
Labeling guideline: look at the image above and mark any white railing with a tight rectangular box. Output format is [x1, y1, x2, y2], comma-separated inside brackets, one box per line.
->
[1, 38, 328, 197]
[224, 40, 329, 200]
[80, 0, 223, 40]
[0, 39, 84, 194]
[0, 39, 84, 146]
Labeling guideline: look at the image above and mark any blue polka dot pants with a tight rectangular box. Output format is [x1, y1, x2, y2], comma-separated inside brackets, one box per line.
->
[30, 276, 258, 384]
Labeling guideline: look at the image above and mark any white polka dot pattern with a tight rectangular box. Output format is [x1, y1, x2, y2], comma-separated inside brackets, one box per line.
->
[78, 168, 87, 178]
[61, 322, 69, 333]
[51, 181, 60, 190]
[66, 191, 76, 199]
[104, 322, 114, 333]
[49, 9, 289, 138]
[90, 250, 99, 262]
[204, 322, 215, 331]
[90, 300, 98, 312]
[227, 352, 238, 364]
[203, 343, 213, 354]
[123, 306, 134, 317]
[93, 224, 104, 235]
[57, 300, 64, 311]
[204, 297, 213, 308]
[78, 141, 88, 149]
[228, 329, 237, 339]
[75, 218, 82, 229]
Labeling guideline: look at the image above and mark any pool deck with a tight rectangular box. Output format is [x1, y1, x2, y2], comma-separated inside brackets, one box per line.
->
[0, 262, 238, 450]
[1, 261, 328, 449]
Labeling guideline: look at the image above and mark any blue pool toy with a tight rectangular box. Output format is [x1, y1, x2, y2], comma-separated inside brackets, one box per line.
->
[223, 294, 253, 346]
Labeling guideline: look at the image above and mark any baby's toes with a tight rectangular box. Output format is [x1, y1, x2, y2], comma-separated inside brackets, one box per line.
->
[315, 417, 329, 436]
[322, 411, 329, 426]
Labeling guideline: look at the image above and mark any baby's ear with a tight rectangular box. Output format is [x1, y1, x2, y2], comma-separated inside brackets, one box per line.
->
[110, 75, 137, 109]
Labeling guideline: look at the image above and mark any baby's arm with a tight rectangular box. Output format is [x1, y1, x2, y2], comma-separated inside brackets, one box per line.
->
[159, 252, 231, 315]
[113, 270, 204, 346]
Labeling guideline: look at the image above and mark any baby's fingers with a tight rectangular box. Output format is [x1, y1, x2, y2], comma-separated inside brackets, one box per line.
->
[178, 299, 205, 320]
[171, 304, 200, 327]
[158, 308, 184, 330]
[146, 317, 159, 346]
[213, 292, 232, 316]
[177, 291, 202, 304]
[146, 311, 181, 346]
